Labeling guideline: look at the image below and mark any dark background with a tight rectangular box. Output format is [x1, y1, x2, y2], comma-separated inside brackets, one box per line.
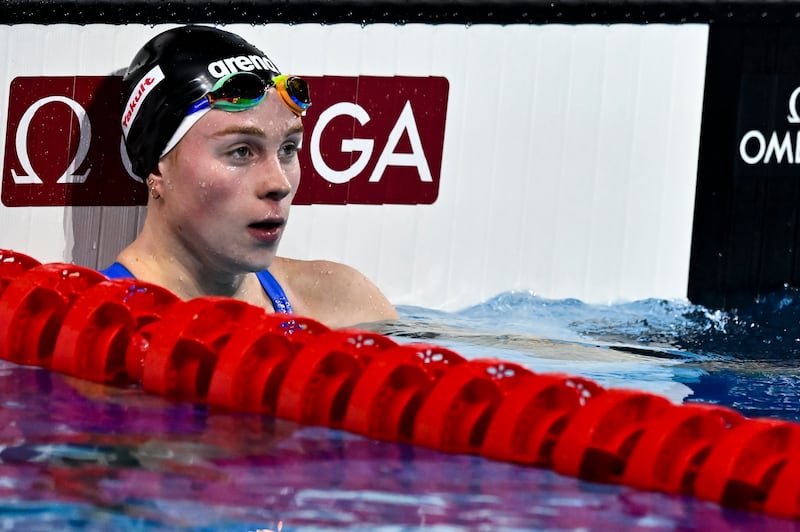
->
[690, 25, 800, 310]
[6, 0, 800, 25]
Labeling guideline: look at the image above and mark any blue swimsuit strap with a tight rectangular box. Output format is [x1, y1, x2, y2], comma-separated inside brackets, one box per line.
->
[100, 262, 293, 314]
[255, 270, 293, 314]
[100, 262, 134, 279]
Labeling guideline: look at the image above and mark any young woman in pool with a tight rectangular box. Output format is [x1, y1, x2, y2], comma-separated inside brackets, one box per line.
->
[104, 25, 398, 328]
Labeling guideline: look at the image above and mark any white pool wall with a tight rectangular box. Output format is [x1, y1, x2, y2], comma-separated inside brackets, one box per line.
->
[0, 23, 708, 310]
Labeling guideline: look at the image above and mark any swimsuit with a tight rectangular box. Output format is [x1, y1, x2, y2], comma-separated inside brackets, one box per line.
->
[99, 262, 293, 314]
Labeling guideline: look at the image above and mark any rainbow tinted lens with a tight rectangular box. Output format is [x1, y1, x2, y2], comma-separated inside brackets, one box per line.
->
[270, 75, 311, 116]
[208, 72, 267, 110]
[186, 71, 266, 115]
[187, 71, 311, 116]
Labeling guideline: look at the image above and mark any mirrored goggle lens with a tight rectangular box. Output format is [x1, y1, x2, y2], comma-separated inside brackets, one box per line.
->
[207, 72, 267, 107]
[284, 76, 311, 108]
[271, 75, 311, 115]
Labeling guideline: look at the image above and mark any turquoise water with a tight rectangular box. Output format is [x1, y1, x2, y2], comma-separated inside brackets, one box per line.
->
[0, 291, 799, 530]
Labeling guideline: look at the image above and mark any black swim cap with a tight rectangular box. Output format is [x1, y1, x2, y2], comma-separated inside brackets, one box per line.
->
[121, 25, 281, 178]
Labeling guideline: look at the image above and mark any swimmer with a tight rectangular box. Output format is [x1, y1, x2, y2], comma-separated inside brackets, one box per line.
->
[103, 25, 398, 328]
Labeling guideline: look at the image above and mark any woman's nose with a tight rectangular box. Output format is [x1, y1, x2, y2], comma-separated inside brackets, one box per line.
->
[257, 160, 292, 201]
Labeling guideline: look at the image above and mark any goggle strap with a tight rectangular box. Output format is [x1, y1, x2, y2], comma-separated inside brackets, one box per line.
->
[187, 98, 211, 115]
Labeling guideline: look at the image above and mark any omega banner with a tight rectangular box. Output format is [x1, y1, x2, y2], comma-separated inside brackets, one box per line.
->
[690, 25, 800, 309]
[2, 75, 449, 206]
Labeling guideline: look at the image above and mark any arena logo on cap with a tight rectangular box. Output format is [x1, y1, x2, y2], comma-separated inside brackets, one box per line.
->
[207, 55, 279, 79]
[121, 65, 164, 136]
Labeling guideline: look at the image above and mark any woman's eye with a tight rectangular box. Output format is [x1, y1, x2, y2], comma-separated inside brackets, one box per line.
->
[229, 146, 253, 159]
[279, 141, 299, 159]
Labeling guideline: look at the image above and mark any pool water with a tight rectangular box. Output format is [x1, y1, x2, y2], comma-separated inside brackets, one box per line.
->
[1, 290, 799, 530]
[405, 288, 800, 421]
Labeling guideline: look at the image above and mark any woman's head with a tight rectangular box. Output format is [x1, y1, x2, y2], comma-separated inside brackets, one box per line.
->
[121, 25, 281, 178]
[122, 25, 310, 275]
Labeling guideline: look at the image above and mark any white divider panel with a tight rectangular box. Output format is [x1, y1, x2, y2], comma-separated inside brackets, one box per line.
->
[278, 23, 709, 309]
[0, 23, 708, 310]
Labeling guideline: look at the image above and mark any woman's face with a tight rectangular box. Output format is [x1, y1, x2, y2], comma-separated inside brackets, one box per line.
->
[156, 91, 303, 275]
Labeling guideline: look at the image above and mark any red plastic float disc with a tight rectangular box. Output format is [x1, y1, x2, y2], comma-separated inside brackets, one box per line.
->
[621, 403, 744, 494]
[405, 342, 466, 377]
[141, 297, 268, 401]
[0, 250, 40, 297]
[276, 329, 397, 426]
[257, 313, 330, 341]
[694, 418, 800, 511]
[481, 374, 604, 466]
[0, 264, 106, 366]
[413, 358, 534, 454]
[51, 279, 179, 383]
[342, 343, 465, 441]
[551, 389, 673, 483]
[764, 454, 800, 518]
[207, 320, 304, 413]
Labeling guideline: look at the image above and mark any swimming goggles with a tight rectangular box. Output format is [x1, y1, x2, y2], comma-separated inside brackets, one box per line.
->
[187, 71, 311, 116]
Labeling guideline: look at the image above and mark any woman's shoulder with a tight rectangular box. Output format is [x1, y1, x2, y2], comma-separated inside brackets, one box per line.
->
[272, 256, 362, 283]
[271, 256, 382, 303]
[270, 256, 397, 327]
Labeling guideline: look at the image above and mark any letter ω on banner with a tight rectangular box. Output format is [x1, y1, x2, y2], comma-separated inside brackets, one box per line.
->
[11, 96, 92, 185]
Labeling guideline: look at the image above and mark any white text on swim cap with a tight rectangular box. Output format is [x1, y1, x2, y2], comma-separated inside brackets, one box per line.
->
[121, 65, 165, 137]
[207, 55, 279, 79]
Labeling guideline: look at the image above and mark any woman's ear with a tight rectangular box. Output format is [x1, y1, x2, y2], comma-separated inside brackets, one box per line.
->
[145, 168, 164, 201]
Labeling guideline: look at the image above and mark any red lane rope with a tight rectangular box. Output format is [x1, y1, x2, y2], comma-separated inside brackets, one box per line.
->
[0, 248, 798, 520]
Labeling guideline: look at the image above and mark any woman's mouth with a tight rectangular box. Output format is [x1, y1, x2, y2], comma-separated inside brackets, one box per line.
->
[247, 219, 284, 243]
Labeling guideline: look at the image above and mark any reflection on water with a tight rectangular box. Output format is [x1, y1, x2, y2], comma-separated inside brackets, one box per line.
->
[0, 290, 799, 529]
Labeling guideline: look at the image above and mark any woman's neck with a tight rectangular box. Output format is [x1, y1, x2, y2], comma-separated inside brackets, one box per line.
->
[115, 219, 254, 301]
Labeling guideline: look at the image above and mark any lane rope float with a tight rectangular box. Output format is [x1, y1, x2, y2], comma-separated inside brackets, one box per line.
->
[1, 249, 799, 520]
